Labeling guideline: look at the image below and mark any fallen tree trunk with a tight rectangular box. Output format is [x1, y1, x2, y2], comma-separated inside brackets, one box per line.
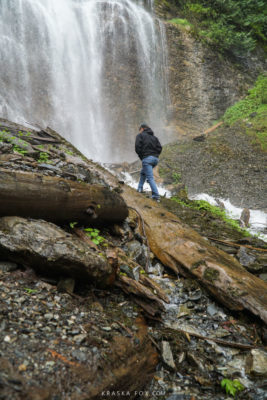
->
[95, 170, 267, 324]
[125, 193, 267, 324]
[0, 216, 115, 286]
[0, 169, 128, 224]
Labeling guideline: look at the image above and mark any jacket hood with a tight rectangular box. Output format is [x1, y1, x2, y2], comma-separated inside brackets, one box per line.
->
[143, 127, 154, 136]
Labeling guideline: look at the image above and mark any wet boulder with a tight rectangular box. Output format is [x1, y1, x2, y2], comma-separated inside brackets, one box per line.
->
[0, 261, 19, 273]
[124, 240, 147, 267]
[247, 349, 267, 377]
[237, 247, 256, 267]
[0, 216, 114, 286]
[161, 341, 176, 371]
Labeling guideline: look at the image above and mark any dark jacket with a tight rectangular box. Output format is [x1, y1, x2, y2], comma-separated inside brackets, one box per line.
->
[135, 128, 162, 160]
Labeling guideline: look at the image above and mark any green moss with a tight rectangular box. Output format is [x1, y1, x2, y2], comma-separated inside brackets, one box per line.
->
[172, 172, 181, 184]
[227, 287, 248, 297]
[191, 260, 206, 270]
[222, 75, 267, 151]
[38, 152, 50, 163]
[169, 17, 193, 29]
[203, 267, 220, 282]
[171, 197, 250, 235]
[0, 130, 29, 154]
[224, 75, 267, 124]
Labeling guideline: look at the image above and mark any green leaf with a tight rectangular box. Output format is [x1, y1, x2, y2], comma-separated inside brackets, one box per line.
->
[233, 379, 245, 391]
[92, 239, 100, 245]
[69, 222, 78, 229]
[221, 378, 244, 397]
[24, 288, 37, 294]
[90, 232, 98, 237]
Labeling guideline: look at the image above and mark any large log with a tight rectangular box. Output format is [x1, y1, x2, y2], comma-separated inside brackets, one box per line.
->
[96, 170, 267, 324]
[126, 192, 267, 324]
[0, 169, 128, 224]
[0, 216, 115, 286]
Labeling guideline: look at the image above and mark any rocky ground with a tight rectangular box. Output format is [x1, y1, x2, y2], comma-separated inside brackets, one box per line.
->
[157, 123, 267, 211]
[1, 119, 267, 400]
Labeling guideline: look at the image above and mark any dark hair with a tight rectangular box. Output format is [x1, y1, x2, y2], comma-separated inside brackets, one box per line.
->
[139, 123, 149, 130]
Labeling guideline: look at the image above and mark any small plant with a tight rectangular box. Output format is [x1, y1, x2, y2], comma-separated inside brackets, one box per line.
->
[0, 130, 11, 142]
[140, 269, 146, 274]
[38, 152, 50, 163]
[84, 228, 106, 245]
[69, 221, 78, 229]
[0, 130, 29, 154]
[24, 288, 37, 294]
[65, 149, 74, 156]
[221, 378, 244, 398]
[172, 172, 181, 184]
[13, 145, 27, 156]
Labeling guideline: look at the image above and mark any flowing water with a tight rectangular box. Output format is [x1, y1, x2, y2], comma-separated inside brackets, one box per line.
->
[120, 172, 267, 241]
[191, 193, 267, 242]
[0, 0, 169, 162]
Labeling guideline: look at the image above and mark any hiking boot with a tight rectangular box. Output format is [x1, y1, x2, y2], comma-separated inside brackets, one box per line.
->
[152, 198, 160, 203]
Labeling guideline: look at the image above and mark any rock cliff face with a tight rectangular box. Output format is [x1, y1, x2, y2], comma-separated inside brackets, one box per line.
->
[164, 22, 266, 136]
[159, 124, 267, 210]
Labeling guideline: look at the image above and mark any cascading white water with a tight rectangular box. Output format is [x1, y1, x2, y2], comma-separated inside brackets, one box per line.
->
[0, 0, 169, 162]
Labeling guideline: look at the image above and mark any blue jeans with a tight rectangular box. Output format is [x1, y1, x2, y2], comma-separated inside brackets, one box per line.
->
[137, 156, 160, 199]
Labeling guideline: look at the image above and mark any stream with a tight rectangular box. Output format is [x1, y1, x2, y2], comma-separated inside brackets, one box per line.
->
[121, 172, 267, 242]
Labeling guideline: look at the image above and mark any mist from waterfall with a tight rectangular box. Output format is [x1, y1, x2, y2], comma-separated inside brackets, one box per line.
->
[0, 0, 169, 162]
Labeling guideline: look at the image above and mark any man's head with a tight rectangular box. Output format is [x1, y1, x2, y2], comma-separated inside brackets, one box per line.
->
[139, 123, 149, 133]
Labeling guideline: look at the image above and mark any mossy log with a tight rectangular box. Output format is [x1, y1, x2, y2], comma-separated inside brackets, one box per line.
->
[124, 192, 267, 324]
[0, 169, 128, 224]
[95, 169, 267, 324]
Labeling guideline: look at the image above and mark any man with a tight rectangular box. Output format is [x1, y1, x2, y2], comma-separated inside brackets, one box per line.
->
[135, 123, 162, 202]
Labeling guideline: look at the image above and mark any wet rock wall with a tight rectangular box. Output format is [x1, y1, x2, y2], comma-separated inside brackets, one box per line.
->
[165, 22, 266, 135]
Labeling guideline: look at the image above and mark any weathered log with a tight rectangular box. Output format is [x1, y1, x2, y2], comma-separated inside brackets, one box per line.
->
[94, 169, 267, 324]
[204, 121, 223, 135]
[162, 327, 257, 350]
[115, 276, 164, 317]
[0, 169, 128, 224]
[0, 216, 115, 286]
[116, 247, 170, 304]
[124, 192, 267, 324]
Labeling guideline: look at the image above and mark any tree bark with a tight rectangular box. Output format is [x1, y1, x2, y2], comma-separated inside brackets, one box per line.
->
[124, 191, 267, 324]
[94, 169, 267, 324]
[0, 216, 115, 286]
[0, 169, 128, 224]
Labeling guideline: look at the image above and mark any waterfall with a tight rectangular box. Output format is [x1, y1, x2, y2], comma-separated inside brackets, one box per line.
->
[0, 0, 169, 162]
